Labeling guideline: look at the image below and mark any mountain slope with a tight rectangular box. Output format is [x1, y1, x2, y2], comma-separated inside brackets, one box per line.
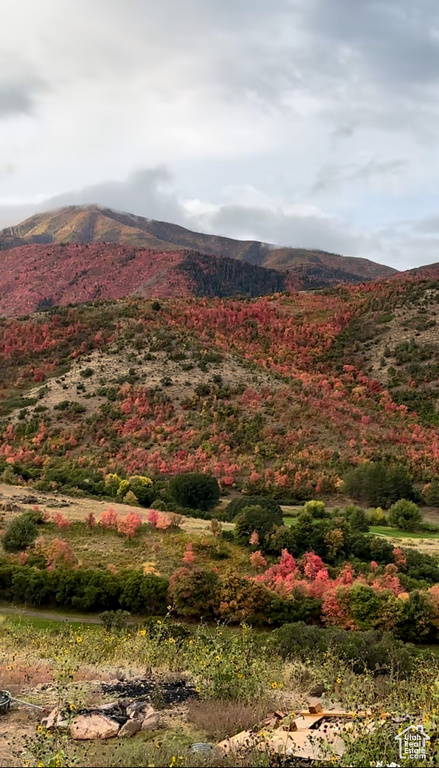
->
[0, 204, 396, 282]
[0, 242, 287, 316]
[2, 283, 439, 502]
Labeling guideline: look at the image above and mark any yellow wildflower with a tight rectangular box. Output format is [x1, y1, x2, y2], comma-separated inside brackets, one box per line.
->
[271, 682, 278, 689]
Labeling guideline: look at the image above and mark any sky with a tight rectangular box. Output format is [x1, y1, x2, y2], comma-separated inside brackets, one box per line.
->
[1, 1, 439, 269]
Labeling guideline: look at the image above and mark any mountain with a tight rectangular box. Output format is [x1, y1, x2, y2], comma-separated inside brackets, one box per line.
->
[0, 243, 286, 316]
[0, 204, 396, 283]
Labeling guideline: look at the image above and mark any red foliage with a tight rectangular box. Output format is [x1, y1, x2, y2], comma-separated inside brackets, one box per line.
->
[117, 511, 142, 539]
[183, 543, 195, 566]
[53, 512, 71, 530]
[84, 512, 97, 529]
[100, 507, 119, 530]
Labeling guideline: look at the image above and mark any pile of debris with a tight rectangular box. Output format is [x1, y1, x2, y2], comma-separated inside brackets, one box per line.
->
[217, 702, 393, 763]
[40, 676, 198, 741]
[42, 698, 160, 740]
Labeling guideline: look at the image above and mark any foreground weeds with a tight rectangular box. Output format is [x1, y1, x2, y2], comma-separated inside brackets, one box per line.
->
[2, 616, 439, 766]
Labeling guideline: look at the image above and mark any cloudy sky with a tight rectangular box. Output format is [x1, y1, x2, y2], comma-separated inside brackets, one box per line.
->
[1, 0, 439, 269]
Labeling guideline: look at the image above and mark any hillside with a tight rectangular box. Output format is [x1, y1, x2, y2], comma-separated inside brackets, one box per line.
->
[2, 280, 439, 500]
[323, 276, 439, 426]
[0, 204, 396, 287]
[0, 243, 286, 316]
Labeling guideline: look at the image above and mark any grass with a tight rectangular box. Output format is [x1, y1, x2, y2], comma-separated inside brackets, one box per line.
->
[3, 618, 439, 766]
[369, 526, 439, 540]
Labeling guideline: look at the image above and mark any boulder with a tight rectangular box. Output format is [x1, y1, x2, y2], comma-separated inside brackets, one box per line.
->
[70, 713, 120, 740]
[119, 719, 141, 738]
[140, 708, 160, 731]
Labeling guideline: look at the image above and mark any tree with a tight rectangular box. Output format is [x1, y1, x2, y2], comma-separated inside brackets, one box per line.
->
[2, 514, 39, 552]
[222, 496, 283, 522]
[234, 504, 283, 545]
[168, 567, 220, 617]
[423, 480, 439, 506]
[343, 463, 415, 507]
[168, 473, 220, 511]
[344, 505, 369, 532]
[388, 500, 422, 532]
[303, 500, 327, 518]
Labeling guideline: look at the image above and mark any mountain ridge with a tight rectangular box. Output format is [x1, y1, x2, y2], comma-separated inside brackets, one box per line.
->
[0, 204, 396, 279]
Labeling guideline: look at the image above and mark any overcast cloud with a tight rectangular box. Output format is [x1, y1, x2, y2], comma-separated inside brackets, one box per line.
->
[1, 0, 439, 268]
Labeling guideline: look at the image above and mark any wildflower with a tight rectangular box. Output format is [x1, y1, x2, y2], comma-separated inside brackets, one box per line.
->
[70, 703, 76, 711]
[140, 629, 146, 636]
[271, 682, 278, 689]
[37, 725, 43, 733]
[336, 677, 342, 684]
[76, 636, 83, 644]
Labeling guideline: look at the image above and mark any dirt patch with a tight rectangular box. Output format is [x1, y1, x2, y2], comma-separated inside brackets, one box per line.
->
[0, 708, 39, 767]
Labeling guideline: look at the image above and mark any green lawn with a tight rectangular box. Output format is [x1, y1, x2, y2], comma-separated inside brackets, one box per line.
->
[369, 526, 439, 540]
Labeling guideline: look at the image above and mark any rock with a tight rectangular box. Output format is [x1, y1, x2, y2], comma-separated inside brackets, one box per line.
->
[140, 708, 160, 731]
[126, 701, 154, 719]
[70, 713, 120, 740]
[43, 706, 69, 730]
[119, 719, 141, 738]
[97, 701, 122, 713]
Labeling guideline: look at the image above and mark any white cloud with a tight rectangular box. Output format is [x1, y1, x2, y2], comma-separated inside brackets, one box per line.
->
[0, 1, 439, 268]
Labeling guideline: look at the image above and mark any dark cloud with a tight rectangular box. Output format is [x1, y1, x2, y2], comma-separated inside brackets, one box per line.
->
[311, 159, 407, 195]
[0, 77, 47, 118]
[187, 203, 369, 257]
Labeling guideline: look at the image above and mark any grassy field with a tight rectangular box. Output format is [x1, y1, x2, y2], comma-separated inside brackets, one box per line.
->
[369, 526, 439, 540]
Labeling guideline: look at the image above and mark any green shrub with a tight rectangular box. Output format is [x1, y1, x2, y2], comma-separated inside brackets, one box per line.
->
[168, 473, 220, 511]
[100, 610, 131, 631]
[234, 504, 283, 544]
[303, 500, 327, 518]
[423, 480, 439, 506]
[168, 567, 220, 618]
[2, 513, 39, 552]
[388, 499, 422, 531]
[221, 496, 283, 522]
[272, 622, 417, 676]
[344, 505, 369, 532]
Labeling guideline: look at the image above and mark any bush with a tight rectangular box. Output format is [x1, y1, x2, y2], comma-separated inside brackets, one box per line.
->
[222, 496, 283, 522]
[423, 480, 439, 506]
[0, 562, 169, 614]
[388, 499, 422, 531]
[100, 610, 131, 631]
[2, 513, 39, 552]
[216, 574, 274, 624]
[272, 622, 418, 676]
[344, 505, 369, 532]
[234, 504, 283, 545]
[303, 500, 327, 518]
[167, 473, 220, 511]
[168, 567, 220, 617]
[343, 462, 415, 507]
